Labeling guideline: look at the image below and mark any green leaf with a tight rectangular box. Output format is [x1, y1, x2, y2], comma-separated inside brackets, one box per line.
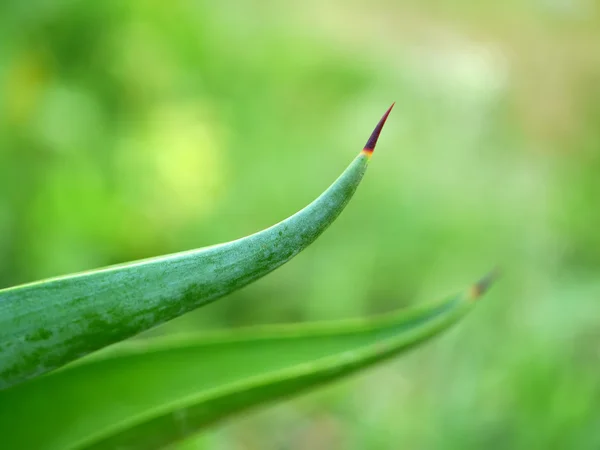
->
[0, 105, 395, 390]
[0, 271, 497, 450]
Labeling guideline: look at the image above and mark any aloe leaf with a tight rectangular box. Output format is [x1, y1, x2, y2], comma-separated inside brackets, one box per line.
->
[0, 105, 395, 390]
[0, 271, 496, 450]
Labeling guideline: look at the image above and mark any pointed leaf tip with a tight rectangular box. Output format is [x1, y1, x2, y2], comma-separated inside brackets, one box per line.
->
[469, 267, 501, 300]
[363, 102, 395, 154]
[0, 130, 376, 390]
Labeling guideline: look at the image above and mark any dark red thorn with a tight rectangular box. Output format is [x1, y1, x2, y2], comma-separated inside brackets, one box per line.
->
[363, 102, 395, 153]
[470, 267, 501, 300]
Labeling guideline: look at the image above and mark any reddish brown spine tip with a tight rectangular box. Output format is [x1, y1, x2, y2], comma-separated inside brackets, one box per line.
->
[470, 267, 501, 300]
[363, 102, 395, 154]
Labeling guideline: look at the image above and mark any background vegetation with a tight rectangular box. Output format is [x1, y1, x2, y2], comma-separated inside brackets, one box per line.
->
[1, 1, 599, 448]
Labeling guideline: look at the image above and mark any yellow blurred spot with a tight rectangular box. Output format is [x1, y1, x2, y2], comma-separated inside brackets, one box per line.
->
[4, 51, 49, 124]
[117, 102, 226, 229]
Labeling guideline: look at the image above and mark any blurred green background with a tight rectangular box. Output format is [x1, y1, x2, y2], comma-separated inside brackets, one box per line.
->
[1, 1, 600, 448]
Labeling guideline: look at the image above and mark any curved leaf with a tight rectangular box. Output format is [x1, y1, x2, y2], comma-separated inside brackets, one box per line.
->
[0, 271, 497, 450]
[0, 105, 395, 390]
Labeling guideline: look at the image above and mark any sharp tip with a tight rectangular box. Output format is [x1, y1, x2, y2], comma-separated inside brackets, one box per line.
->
[363, 102, 395, 155]
[469, 267, 501, 300]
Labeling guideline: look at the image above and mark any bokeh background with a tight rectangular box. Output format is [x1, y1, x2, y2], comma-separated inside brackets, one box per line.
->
[1, 1, 600, 448]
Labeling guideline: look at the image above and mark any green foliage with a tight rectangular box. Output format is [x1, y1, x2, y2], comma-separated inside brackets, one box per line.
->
[0, 276, 490, 450]
[0, 86, 493, 448]
[1, 0, 599, 448]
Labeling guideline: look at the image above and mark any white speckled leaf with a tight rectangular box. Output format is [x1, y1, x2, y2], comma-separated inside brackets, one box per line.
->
[0, 105, 395, 390]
